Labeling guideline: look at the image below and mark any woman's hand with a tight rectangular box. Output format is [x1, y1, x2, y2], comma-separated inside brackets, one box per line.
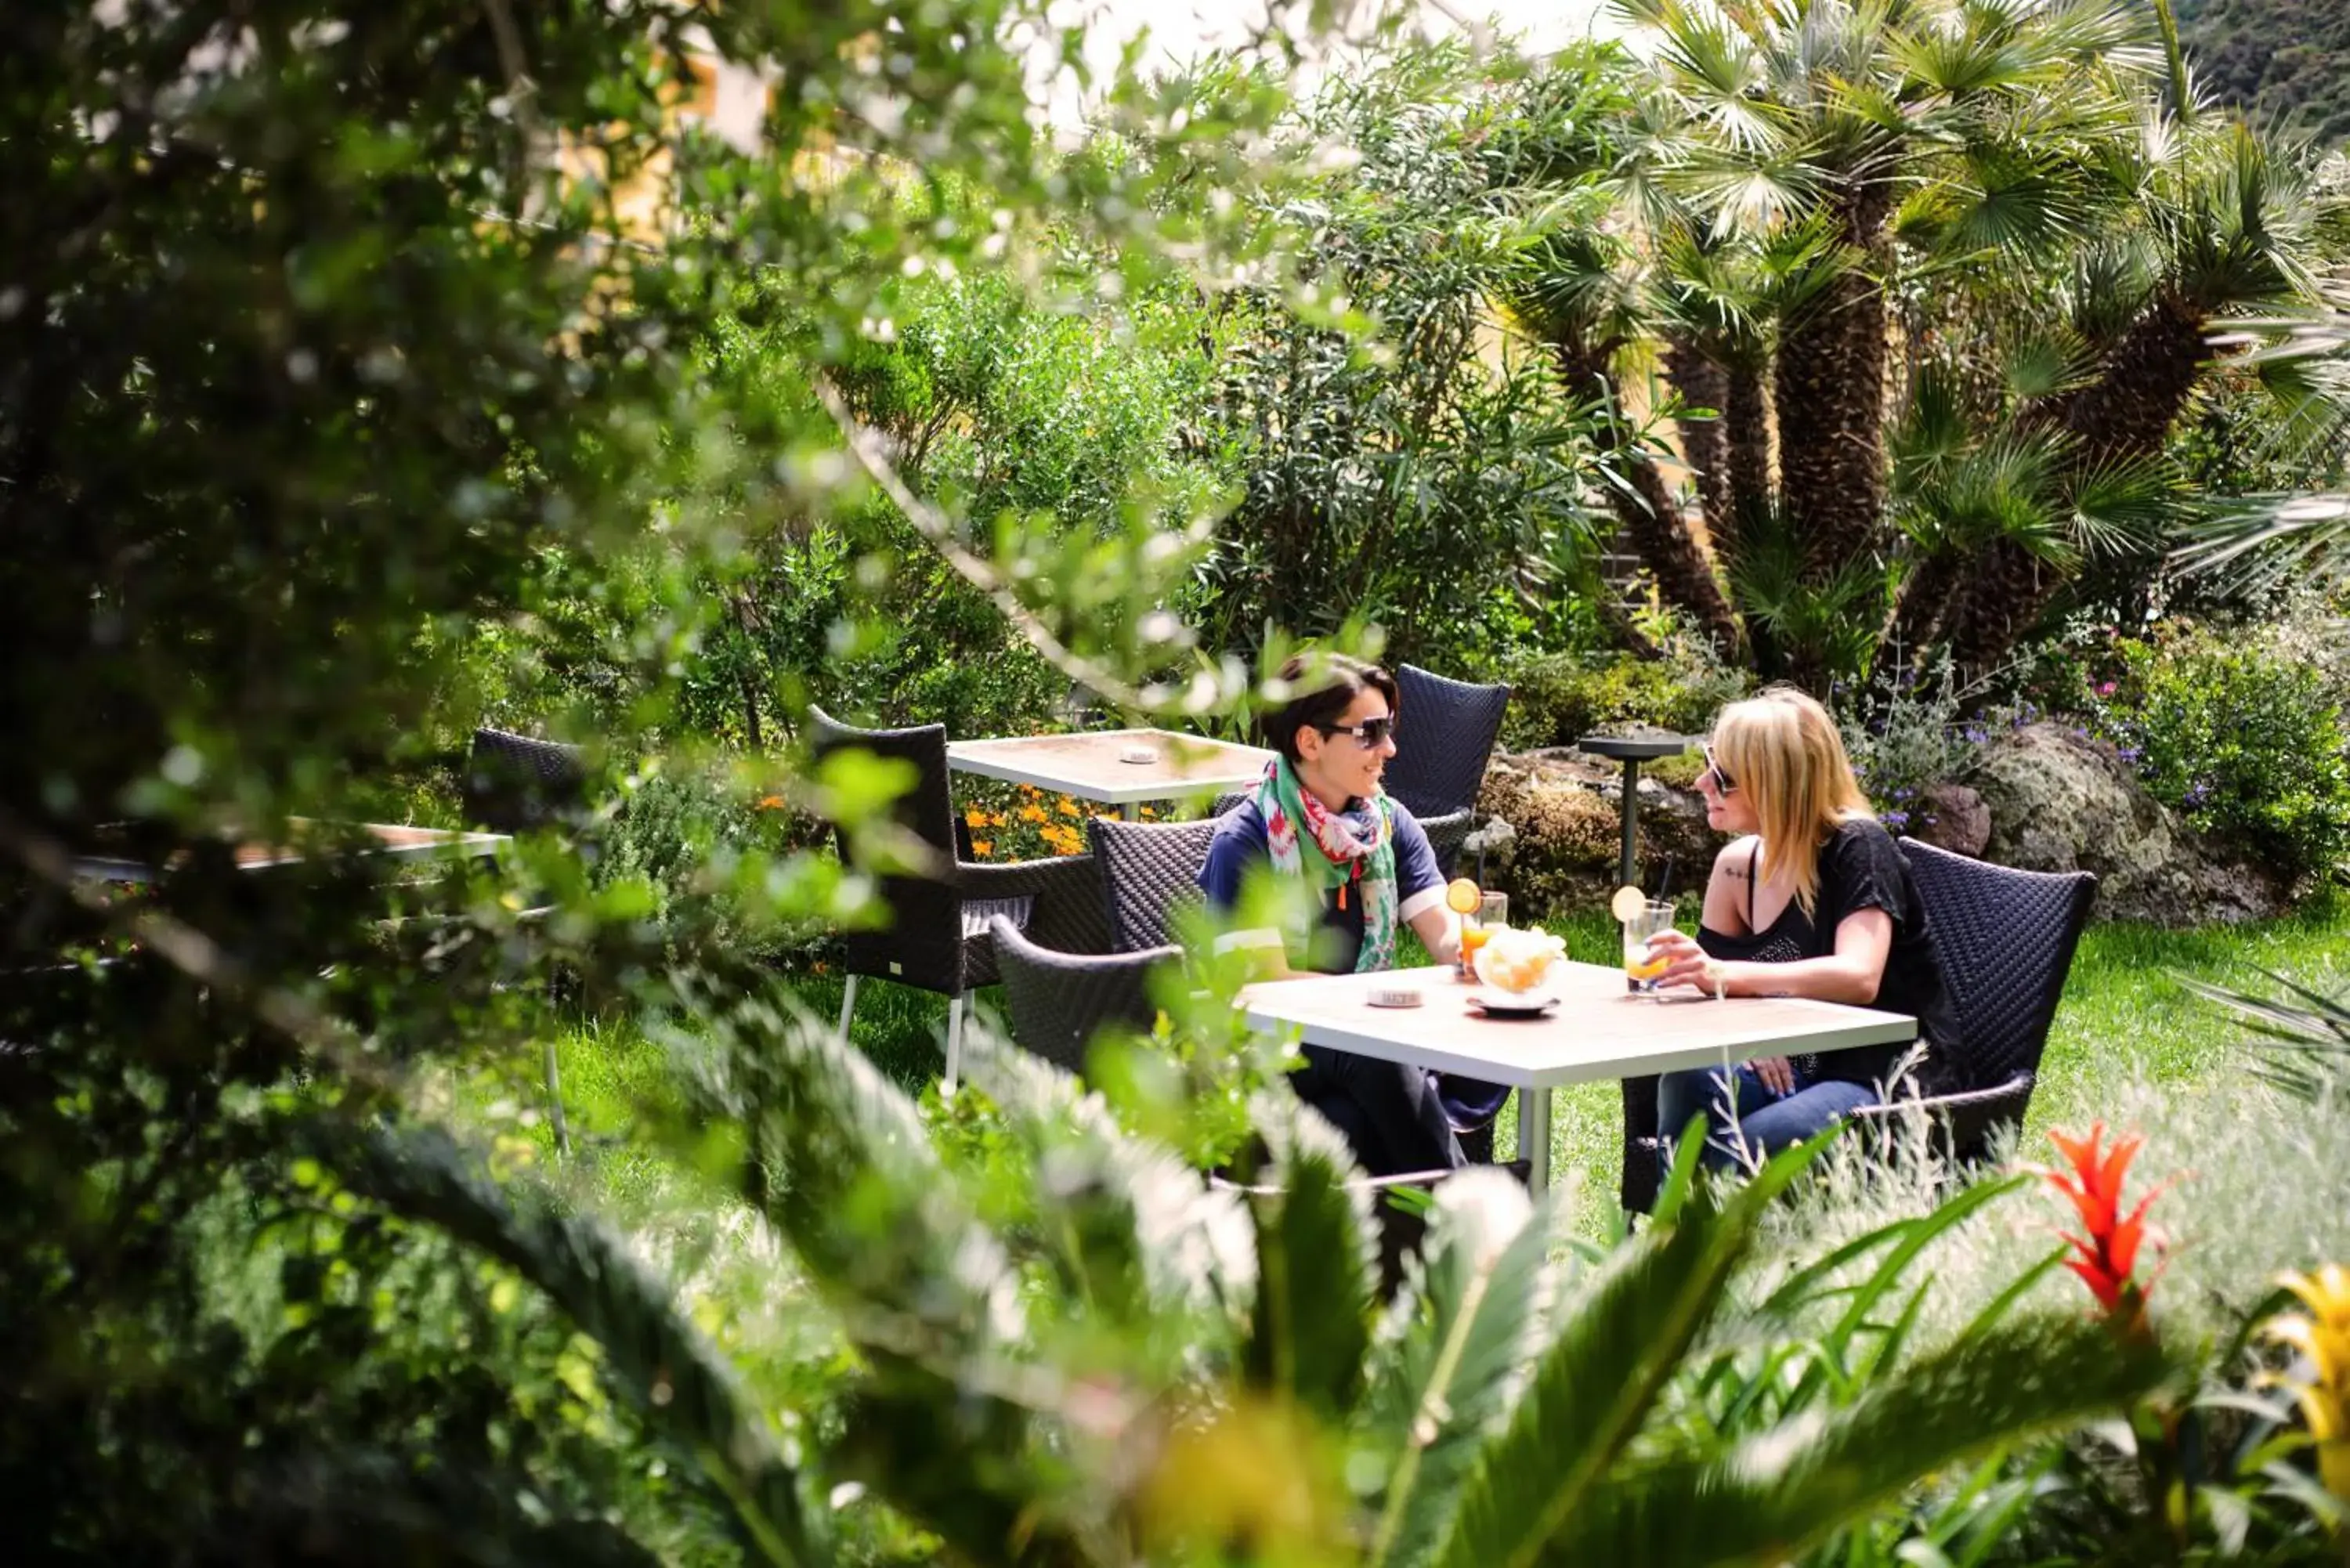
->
[1749, 1055, 1795, 1096]
[1647, 929, 1716, 992]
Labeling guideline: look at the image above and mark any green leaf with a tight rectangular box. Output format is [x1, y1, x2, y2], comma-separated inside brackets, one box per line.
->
[1542, 1313, 2172, 1567]
[1240, 1091, 1379, 1422]
[1430, 1134, 1828, 1568]
[1359, 1170, 1557, 1568]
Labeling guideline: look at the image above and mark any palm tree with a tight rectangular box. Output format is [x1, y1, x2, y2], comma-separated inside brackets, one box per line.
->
[1511, 1, 2337, 685]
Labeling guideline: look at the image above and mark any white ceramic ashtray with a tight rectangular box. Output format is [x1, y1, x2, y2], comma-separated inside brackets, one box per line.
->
[1118, 743, 1162, 765]
[1366, 985, 1425, 1009]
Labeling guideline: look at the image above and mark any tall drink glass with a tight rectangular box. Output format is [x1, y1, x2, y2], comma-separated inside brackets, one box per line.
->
[1459, 891, 1508, 980]
[1622, 900, 1675, 995]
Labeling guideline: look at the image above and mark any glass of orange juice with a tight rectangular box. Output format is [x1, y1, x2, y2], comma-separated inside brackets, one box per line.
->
[1622, 900, 1674, 995]
[1458, 891, 1507, 979]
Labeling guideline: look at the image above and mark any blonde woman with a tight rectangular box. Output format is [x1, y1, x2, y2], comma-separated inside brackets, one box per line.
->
[1645, 687, 1958, 1173]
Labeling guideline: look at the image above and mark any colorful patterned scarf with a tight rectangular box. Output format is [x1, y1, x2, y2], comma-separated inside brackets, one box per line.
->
[1253, 756, 1397, 971]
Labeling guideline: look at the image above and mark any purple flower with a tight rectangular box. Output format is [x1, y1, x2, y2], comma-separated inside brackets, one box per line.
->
[2119, 746, 2141, 763]
[1883, 809, 1911, 830]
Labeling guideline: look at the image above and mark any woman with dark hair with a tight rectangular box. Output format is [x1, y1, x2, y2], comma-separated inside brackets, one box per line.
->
[1197, 652, 1506, 1176]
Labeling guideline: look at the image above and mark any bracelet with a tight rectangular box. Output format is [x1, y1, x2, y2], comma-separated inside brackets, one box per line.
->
[1705, 961, 1727, 1003]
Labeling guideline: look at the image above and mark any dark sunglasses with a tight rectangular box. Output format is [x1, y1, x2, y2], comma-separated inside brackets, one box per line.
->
[1701, 742, 1738, 793]
[1318, 715, 1396, 750]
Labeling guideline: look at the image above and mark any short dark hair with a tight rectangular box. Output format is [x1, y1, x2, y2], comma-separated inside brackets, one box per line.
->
[1260, 653, 1398, 766]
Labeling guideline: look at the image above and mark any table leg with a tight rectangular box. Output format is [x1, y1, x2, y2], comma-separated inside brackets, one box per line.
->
[1616, 757, 1641, 888]
[1520, 1087, 1552, 1194]
[1120, 802, 1140, 822]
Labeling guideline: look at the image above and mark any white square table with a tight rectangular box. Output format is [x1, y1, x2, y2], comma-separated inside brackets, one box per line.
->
[1239, 960, 1917, 1194]
[71, 822, 510, 883]
[945, 728, 1277, 819]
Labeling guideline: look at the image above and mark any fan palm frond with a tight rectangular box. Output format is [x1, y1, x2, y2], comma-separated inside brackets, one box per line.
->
[2181, 968, 2350, 1104]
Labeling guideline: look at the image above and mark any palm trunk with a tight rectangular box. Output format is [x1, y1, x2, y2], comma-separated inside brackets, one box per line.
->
[1940, 290, 2211, 672]
[1720, 358, 1770, 568]
[1774, 192, 1892, 581]
[1663, 336, 1730, 545]
[1553, 343, 1747, 659]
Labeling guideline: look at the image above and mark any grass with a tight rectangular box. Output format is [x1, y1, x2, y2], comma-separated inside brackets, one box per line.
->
[501, 894, 2350, 1241]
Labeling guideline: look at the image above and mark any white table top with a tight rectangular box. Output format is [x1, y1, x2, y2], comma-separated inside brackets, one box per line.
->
[945, 727, 1275, 805]
[1240, 961, 1917, 1089]
[72, 822, 509, 883]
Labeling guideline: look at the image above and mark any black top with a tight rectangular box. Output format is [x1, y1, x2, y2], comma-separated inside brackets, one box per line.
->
[1697, 818, 1959, 1090]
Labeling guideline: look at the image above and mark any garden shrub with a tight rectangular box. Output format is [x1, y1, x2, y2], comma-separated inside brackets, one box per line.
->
[2087, 625, 2350, 883]
[1496, 649, 1750, 753]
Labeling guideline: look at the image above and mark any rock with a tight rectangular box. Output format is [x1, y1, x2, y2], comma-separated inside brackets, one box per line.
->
[1971, 723, 2290, 927]
[1475, 750, 1716, 916]
[1913, 782, 1990, 858]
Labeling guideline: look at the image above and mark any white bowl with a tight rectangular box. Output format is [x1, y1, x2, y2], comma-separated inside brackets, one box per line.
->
[1472, 938, 1565, 997]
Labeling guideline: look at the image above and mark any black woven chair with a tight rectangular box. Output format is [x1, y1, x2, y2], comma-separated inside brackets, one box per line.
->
[1088, 815, 1224, 953]
[1386, 664, 1510, 876]
[811, 706, 1110, 1085]
[1616, 840, 2097, 1213]
[988, 914, 1177, 1074]
[463, 727, 588, 833]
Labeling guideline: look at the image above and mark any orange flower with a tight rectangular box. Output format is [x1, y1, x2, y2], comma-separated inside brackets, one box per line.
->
[2039, 1123, 2166, 1333]
[756, 793, 785, 811]
[965, 807, 988, 829]
[971, 839, 994, 857]
[1058, 796, 1081, 818]
[1138, 805, 1157, 818]
[1019, 804, 1048, 823]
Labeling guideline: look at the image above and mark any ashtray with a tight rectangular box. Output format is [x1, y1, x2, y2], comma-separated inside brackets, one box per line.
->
[1118, 744, 1162, 765]
[1366, 985, 1425, 1009]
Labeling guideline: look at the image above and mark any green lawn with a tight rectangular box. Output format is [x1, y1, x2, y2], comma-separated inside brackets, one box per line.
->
[507, 895, 2350, 1237]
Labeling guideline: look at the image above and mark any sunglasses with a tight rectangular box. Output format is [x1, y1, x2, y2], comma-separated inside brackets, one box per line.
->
[1318, 715, 1396, 750]
[1701, 742, 1738, 794]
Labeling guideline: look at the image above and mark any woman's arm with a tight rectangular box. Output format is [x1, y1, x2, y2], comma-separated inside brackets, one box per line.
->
[1650, 908, 1894, 1005]
[1406, 900, 1459, 966]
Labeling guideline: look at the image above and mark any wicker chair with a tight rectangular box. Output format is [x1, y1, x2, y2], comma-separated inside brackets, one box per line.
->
[463, 727, 589, 833]
[1616, 840, 2097, 1213]
[810, 707, 1110, 1085]
[1386, 664, 1511, 876]
[988, 914, 1177, 1073]
[1088, 815, 1223, 953]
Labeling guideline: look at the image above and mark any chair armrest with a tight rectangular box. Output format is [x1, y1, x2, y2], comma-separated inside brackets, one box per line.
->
[1849, 1072, 2034, 1161]
[1209, 1168, 1455, 1196]
[957, 852, 1112, 955]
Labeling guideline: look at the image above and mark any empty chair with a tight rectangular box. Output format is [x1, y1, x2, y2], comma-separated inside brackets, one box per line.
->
[1615, 840, 2096, 1212]
[1088, 815, 1222, 953]
[988, 913, 1177, 1073]
[1384, 664, 1511, 876]
[810, 706, 1109, 1085]
[463, 727, 588, 833]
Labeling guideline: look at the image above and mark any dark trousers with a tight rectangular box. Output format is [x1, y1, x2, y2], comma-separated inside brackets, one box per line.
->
[1296, 1045, 1480, 1177]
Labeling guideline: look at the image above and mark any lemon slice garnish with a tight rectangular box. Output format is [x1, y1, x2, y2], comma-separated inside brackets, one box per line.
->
[1610, 884, 1647, 923]
[1444, 877, 1481, 916]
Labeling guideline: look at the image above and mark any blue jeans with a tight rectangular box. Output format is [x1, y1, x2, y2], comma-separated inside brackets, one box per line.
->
[1654, 1062, 1879, 1179]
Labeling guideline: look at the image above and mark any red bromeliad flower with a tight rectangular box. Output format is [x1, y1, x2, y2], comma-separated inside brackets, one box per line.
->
[2040, 1123, 2167, 1332]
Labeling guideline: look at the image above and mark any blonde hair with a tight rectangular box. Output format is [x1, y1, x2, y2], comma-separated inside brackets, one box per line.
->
[1709, 685, 1873, 917]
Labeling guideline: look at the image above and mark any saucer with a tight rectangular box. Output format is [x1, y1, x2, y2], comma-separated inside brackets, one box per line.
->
[1469, 988, 1560, 1018]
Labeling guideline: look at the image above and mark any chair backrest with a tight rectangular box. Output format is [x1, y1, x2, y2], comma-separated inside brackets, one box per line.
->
[1898, 839, 2096, 1096]
[1384, 664, 1511, 819]
[809, 706, 964, 985]
[463, 727, 588, 833]
[989, 914, 1175, 1073]
[1088, 815, 1221, 953]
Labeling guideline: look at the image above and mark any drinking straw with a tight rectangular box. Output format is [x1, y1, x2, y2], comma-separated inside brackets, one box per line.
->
[1653, 855, 1675, 906]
